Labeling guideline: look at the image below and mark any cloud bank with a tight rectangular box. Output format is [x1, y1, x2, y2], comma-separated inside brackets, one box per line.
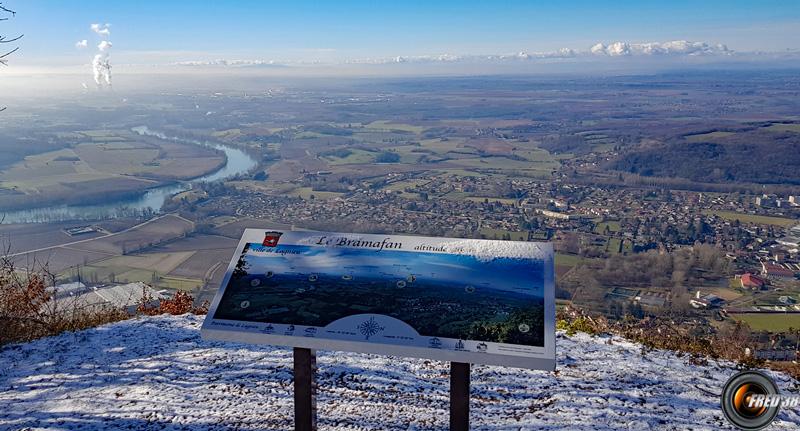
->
[170, 40, 739, 68]
[589, 40, 730, 57]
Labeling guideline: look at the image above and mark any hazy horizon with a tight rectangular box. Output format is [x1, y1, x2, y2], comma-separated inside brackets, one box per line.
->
[2, 0, 800, 97]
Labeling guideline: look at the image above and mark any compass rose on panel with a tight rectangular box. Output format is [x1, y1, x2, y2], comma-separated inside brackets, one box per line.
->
[357, 317, 385, 340]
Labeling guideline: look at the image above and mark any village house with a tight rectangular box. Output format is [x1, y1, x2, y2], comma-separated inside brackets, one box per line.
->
[689, 291, 726, 309]
[739, 272, 767, 290]
[761, 262, 796, 281]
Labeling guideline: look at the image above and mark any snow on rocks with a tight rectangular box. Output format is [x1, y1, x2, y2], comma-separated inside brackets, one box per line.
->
[1, 314, 799, 430]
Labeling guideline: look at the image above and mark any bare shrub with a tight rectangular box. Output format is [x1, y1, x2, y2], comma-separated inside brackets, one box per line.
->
[0, 254, 128, 345]
[557, 305, 767, 371]
[1, 240, 208, 346]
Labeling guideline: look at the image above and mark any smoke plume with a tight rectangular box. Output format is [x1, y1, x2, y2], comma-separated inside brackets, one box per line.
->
[89, 23, 112, 87]
[90, 23, 111, 37]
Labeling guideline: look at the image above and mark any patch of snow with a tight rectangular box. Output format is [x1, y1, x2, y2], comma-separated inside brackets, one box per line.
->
[1, 315, 798, 430]
[442, 239, 550, 261]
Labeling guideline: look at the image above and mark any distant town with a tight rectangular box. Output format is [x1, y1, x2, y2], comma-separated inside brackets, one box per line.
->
[2, 72, 799, 361]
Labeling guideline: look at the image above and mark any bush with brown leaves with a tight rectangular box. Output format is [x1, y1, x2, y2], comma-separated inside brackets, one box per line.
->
[136, 288, 209, 316]
[0, 257, 128, 345]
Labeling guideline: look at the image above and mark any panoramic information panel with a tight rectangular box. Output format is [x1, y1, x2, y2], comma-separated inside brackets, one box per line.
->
[202, 229, 555, 370]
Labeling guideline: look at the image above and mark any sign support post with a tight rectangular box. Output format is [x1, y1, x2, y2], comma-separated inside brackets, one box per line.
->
[293, 347, 317, 431]
[450, 361, 470, 431]
[202, 230, 556, 429]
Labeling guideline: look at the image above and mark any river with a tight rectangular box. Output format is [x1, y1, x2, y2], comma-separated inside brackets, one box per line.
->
[0, 126, 257, 224]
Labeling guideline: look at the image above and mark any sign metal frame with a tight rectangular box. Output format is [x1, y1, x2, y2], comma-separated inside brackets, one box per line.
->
[201, 229, 556, 371]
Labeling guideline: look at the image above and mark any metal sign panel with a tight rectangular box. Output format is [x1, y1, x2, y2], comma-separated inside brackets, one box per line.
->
[201, 229, 555, 370]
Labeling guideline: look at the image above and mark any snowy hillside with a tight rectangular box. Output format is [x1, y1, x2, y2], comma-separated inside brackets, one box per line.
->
[1, 315, 799, 430]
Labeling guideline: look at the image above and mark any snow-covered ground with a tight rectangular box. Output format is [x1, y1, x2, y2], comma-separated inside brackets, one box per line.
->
[1, 315, 799, 430]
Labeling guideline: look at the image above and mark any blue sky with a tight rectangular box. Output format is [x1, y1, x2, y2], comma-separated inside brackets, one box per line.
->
[5, 0, 799, 66]
[244, 244, 545, 296]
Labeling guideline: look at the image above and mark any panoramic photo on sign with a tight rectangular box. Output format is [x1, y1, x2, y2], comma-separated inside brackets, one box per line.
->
[202, 229, 555, 370]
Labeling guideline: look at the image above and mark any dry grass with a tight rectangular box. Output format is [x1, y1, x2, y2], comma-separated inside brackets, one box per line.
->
[557, 306, 767, 371]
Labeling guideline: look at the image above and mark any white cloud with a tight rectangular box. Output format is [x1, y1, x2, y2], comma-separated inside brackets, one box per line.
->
[75, 40, 88, 49]
[606, 42, 631, 56]
[98, 41, 112, 51]
[589, 40, 732, 56]
[173, 59, 281, 67]
[346, 40, 732, 64]
[90, 23, 111, 37]
[167, 39, 738, 69]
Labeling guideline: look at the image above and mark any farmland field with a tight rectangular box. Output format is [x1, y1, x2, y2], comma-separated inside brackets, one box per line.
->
[555, 253, 590, 268]
[363, 120, 425, 134]
[734, 313, 800, 332]
[606, 238, 622, 254]
[762, 123, 800, 133]
[322, 149, 377, 165]
[594, 220, 621, 234]
[479, 227, 527, 241]
[68, 215, 194, 255]
[685, 131, 736, 142]
[286, 187, 344, 200]
[95, 251, 196, 274]
[0, 221, 105, 254]
[0, 131, 225, 211]
[9, 215, 195, 274]
[702, 210, 796, 227]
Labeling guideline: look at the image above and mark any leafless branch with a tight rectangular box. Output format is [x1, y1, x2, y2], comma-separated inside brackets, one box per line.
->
[0, 4, 15, 15]
[0, 2, 20, 68]
[0, 34, 22, 43]
[0, 4, 21, 112]
[0, 45, 18, 64]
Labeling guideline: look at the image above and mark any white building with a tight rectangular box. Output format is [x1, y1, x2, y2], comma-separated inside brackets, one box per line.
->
[53, 282, 167, 313]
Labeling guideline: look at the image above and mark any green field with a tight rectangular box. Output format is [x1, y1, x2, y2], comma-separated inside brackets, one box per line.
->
[157, 275, 205, 291]
[419, 138, 467, 154]
[703, 210, 796, 227]
[622, 239, 634, 254]
[286, 187, 344, 200]
[555, 253, 589, 268]
[685, 131, 735, 142]
[449, 156, 557, 174]
[364, 120, 425, 134]
[431, 169, 484, 177]
[762, 123, 800, 133]
[594, 220, 621, 234]
[607, 238, 622, 254]
[479, 228, 528, 241]
[734, 313, 800, 332]
[322, 149, 376, 165]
